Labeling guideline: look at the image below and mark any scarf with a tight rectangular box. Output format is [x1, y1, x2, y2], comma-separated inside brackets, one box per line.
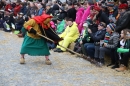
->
[33, 13, 52, 29]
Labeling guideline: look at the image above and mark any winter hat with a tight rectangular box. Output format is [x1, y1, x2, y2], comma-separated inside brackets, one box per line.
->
[94, 6, 101, 11]
[118, 3, 128, 9]
[86, 19, 93, 25]
[107, 23, 116, 31]
[83, 23, 88, 27]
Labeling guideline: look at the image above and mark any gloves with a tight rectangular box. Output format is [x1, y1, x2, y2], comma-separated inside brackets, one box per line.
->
[28, 28, 36, 35]
[54, 38, 63, 45]
[117, 48, 129, 53]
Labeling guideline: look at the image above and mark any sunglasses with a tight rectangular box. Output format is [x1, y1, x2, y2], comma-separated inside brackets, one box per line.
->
[99, 23, 105, 27]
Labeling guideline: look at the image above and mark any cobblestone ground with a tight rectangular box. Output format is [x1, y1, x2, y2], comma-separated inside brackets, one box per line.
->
[0, 31, 130, 86]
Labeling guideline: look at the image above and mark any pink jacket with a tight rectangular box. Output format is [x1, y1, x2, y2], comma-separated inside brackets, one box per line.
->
[78, 6, 91, 33]
[75, 7, 84, 25]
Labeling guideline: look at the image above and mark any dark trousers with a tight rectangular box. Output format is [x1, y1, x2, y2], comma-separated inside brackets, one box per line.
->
[121, 52, 130, 67]
[84, 43, 95, 58]
[98, 47, 118, 64]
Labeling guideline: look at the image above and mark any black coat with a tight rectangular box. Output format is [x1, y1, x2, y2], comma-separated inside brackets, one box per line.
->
[115, 11, 130, 33]
[67, 8, 76, 21]
[96, 10, 110, 25]
[46, 8, 53, 15]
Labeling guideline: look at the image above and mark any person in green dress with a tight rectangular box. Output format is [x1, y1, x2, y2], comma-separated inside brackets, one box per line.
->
[20, 13, 61, 65]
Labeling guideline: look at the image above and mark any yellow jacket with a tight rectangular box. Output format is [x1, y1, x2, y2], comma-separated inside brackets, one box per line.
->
[60, 22, 80, 41]
[24, 19, 42, 39]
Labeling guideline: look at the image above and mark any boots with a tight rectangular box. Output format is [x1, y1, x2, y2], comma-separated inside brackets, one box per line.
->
[45, 59, 52, 65]
[115, 64, 127, 72]
[20, 58, 25, 64]
[111, 62, 119, 69]
[91, 58, 99, 64]
[96, 58, 105, 67]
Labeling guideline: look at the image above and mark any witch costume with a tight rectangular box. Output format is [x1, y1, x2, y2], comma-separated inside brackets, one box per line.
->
[20, 13, 61, 65]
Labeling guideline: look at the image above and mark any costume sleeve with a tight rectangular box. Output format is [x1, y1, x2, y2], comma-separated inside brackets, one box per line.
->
[80, 6, 90, 24]
[23, 19, 36, 31]
[59, 27, 67, 38]
[67, 25, 78, 37]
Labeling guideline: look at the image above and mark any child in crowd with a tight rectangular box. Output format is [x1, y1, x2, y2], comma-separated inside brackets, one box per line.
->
[73, 22, 89, 54]
[15, 12, 24, 31]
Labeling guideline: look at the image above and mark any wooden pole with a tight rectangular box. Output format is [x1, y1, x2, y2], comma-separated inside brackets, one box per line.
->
[37, 33, 82, 57]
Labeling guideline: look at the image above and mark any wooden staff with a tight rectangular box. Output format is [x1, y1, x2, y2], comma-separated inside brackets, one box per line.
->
[37, 33, 82, 57]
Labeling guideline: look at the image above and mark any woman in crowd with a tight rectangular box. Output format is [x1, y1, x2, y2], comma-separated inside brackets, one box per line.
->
[115, 29, 130, 71]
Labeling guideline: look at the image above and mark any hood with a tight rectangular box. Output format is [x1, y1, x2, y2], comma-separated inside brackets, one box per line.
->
[33, 13, 53, 29]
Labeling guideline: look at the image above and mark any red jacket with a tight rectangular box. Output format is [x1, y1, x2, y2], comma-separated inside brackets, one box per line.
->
[14, 5, 21, 16]
[5, 4, 12, 12]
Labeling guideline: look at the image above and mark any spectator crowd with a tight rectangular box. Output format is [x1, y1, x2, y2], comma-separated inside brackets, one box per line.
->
[0, 0, 130, 72]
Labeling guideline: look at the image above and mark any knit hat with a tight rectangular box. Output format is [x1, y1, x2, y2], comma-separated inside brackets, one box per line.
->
[107, 23, 116, 31]
[94, 6, 100, 11]
[86, 19, 93, 25]
[83, 23, 88, 27]
[118, 3, 128, 9]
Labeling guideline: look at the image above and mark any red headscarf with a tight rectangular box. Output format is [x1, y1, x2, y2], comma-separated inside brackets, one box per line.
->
[33, 13, 53, 29]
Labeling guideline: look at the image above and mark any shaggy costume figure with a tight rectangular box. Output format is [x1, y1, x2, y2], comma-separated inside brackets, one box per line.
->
[20, 13, 61, 65]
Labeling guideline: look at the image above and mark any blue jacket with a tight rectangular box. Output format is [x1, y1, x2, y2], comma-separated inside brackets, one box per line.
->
[89, 28, 106, 42]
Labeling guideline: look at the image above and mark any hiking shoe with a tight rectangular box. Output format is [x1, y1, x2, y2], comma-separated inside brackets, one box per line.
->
[115, 64, 127, 72]
[20, 58, 25, 64]
[45, 59, 52, 65]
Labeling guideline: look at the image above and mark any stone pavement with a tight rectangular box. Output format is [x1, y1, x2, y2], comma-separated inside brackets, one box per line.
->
[0, 31, 130, 86]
